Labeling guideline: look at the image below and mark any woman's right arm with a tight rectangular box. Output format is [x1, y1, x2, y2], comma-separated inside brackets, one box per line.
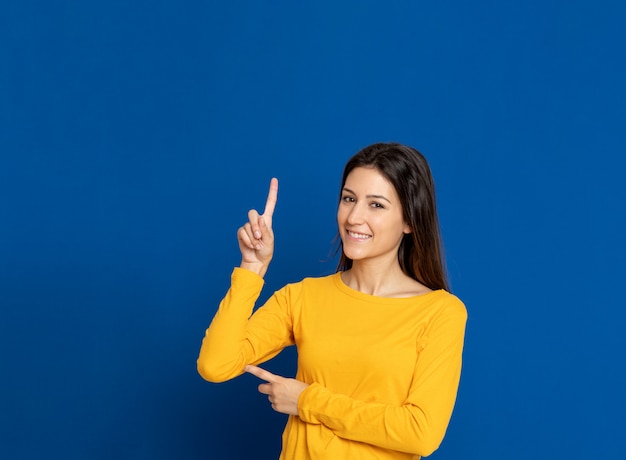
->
[197, 268, 294, 382]
[197, 179, 284, 382]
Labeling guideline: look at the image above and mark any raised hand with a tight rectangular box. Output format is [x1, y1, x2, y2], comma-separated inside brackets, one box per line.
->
[237, 178, 278, 277]
[245, 365, 309, 416]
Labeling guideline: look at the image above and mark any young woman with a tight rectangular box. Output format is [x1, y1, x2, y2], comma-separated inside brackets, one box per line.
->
[197, 142, 467, 459]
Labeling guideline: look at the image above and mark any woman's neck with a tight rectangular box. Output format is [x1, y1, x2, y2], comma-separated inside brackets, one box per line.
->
[342, 260, 407, 297]
[341, 257, 432, 298]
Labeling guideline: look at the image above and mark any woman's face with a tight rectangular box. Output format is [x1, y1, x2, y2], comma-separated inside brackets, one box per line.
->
[337, 166, 410, 266]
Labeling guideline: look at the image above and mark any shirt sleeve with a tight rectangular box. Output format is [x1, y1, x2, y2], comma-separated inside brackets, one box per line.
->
[197, 268, 295, 383]
[297, 298, 467, 457]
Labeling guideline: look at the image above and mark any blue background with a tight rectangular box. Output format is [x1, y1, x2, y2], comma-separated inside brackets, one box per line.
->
[2, 1, 625, 459]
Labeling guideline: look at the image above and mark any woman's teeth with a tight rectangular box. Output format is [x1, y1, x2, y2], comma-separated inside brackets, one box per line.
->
[348, 231, 371, 239]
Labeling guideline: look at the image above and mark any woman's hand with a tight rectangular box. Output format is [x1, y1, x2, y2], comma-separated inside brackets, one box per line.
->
[237, 178, 278, 277]
[245, 365, 309, 416]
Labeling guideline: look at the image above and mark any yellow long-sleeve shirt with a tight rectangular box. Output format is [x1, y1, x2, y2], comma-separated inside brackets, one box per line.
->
[198, 268, 467, 459]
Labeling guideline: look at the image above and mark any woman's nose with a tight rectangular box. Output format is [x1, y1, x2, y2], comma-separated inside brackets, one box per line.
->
[347, 203, 365, 224]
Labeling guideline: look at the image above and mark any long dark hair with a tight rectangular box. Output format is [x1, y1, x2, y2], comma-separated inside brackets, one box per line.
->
[336, 142, 449, 291]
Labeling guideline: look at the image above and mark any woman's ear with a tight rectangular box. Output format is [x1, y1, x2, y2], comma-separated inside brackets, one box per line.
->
[403, 223, 412, 234]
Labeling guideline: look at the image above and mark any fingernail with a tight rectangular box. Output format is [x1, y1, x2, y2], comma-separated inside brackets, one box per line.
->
[254, 231, 262, 239]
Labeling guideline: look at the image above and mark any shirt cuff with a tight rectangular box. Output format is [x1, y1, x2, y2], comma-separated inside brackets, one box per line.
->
[232, 266, 265, 288]
[297, 383, 326, 425]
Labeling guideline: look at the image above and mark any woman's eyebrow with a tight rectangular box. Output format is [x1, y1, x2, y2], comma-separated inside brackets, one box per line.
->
[342, 187, 391, 204]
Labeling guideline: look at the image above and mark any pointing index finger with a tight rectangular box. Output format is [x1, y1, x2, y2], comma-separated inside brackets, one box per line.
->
[245, 364, 279, 383]
[263, 178, 278, 218]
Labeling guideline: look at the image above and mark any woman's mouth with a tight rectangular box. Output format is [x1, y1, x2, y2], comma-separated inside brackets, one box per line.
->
[347, 230, 372, 240]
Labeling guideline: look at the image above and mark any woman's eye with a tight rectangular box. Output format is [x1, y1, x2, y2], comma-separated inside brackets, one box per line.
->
[342, 195, 355, 203]
[370, 202, 384, 209]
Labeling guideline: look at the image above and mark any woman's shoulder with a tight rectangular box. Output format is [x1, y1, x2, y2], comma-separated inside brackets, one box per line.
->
[274, 272, 339, 296]
[428, 289, 468, 320]
[287, 272, 340, 289]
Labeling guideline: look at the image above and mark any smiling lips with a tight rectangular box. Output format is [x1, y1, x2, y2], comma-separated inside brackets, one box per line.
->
[347, 230, 372, 240]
